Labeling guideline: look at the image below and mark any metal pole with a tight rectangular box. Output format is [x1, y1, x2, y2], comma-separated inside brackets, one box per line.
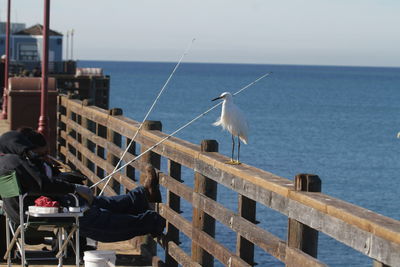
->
[38, 0, 50, 138]
[0, 0, 11, 120]
[70, 29, 74, 60]
[66, 30, 69, 60]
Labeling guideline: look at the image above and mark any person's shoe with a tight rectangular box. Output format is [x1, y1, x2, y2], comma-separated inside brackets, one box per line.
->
[144, 165, 162, 203]
[151, 215, 166, 237]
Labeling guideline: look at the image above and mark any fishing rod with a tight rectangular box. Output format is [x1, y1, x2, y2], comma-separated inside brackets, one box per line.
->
[98, 38, 196, 196]
[90, 72, 272, 189]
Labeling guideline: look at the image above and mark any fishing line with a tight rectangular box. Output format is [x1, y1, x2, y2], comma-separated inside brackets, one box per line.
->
[97, 38, 196, 196]
[91, 72, 272, 189]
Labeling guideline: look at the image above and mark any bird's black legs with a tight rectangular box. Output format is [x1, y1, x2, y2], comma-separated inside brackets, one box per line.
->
[226, 135, 241, 165]
[231, 134, 235, 162]
[237, 135, 241, 164]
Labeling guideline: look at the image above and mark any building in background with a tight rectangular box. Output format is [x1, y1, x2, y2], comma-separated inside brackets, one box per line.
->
[0, 22, 63, 74]
[0, 22, 109, 109]
[0, 22, 26, 34]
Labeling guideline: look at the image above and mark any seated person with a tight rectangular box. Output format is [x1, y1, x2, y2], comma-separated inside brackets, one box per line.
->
[0, 130, 165, 243]
[17, 127, 87, 185]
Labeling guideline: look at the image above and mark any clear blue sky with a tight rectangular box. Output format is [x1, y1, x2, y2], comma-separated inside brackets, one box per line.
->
[1, 0, 399, 67]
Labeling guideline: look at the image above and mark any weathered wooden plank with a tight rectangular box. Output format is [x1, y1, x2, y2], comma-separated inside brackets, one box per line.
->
[136, 121, 162, 257]
[81, 99, 94, 171]
[159, 204, 251, 267]
[139, 121, 162, 184]
[64, 98, 109, 125]
[131, 132, 198, 169]
[159, 173, 193, 205]
[95, 121, 107, 192]
[61, 96, 141, 137]
[65, 150, 116, 196]
[106, 115, 141, 137]
[192, 190, 328, 267]
[195, 157, 290, 218]
[159, 173, 327, 267]
[64, 115, 142, 171]
[237, 195, 256, 265]
[191, 191, 286, 262]
[286, 197, 400, 266]
[194, 158, 400, 265]
[287, 174, 320, 261]
[167, 241, 202, 267]
[166, 159, 181, 267]
[106, 108, 123, 193]
[151, 256, 165, 267]
[285, 247, 327, 267]
[125, 137, 136, 188]
[65, 135, 138, 191]
[192, 140, 218, 267]
[62, 115, 107, 148]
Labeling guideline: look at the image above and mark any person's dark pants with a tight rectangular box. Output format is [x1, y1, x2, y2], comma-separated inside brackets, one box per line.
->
[79, 186, 165, 242]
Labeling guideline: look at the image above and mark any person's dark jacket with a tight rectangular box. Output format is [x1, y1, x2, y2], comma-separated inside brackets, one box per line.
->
[0, 131, 76, 223]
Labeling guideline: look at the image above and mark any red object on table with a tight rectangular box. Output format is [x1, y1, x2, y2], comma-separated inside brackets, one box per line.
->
[34, 196, 59, 208]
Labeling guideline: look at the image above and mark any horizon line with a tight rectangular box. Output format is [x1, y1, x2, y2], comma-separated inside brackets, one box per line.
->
[76, 58, 400, 69]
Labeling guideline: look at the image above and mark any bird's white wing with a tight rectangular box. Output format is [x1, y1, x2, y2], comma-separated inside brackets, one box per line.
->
[225, 104, 249, 144]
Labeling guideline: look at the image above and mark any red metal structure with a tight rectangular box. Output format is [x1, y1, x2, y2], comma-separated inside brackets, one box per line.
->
[37, 0, 50, 138]
[0, 0, 11, 120]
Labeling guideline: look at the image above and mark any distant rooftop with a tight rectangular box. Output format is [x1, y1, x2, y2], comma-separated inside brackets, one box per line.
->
[14, 23, 62, 36]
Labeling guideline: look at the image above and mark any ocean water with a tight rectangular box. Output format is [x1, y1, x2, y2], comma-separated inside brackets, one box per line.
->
[79, 60, 400, 266]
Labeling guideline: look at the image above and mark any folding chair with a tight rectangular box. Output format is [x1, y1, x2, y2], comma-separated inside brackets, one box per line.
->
[0, 170, 83, 267]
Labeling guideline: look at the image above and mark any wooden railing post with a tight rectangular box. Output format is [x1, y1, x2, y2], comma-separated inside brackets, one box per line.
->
[165, 159, 181, 267]
[81, 99, 94, 172]
[287, 174, 321, 264]
[65, 93, 75, 167]
[106, 108, 123, 194]
[125, 137, 136, 190]
[237, 196, 256, 265]
[192, 139, 218, 267]
[56, 95, 66, 161]
[134, 120, 162, 259]
[139, 120, 162, 184]
[95, 122, 107, 196]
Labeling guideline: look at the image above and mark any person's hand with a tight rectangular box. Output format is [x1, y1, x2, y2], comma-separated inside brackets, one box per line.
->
[75, 185, 94, 205]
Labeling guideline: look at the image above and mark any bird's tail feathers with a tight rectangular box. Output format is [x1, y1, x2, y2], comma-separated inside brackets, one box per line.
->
[240, 135, 248, 145]
[213, 119, 222, 127]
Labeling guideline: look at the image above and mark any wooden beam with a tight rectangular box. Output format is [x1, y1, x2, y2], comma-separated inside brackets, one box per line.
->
[160, 173, 327, 266]
[287, 174, 320, 264]
[192, 140, 218, 267]
[58, 96, 400, 266]
[159, 204, 252, 267]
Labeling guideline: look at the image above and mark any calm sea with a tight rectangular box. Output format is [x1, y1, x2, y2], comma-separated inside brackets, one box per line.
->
[79, 60, 400, 266]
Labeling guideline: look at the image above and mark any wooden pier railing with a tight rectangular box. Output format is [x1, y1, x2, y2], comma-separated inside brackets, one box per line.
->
[57, 95, 400, 267]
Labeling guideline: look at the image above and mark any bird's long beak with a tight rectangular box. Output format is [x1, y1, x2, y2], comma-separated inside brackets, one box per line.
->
[212, 96, 222, 101]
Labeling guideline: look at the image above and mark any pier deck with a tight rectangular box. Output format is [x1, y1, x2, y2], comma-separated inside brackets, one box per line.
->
[0, 240, 148, 267]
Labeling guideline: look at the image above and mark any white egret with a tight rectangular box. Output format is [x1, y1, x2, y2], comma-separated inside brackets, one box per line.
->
[212, 92, 248, 164]
[91, 73, 271, 188]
